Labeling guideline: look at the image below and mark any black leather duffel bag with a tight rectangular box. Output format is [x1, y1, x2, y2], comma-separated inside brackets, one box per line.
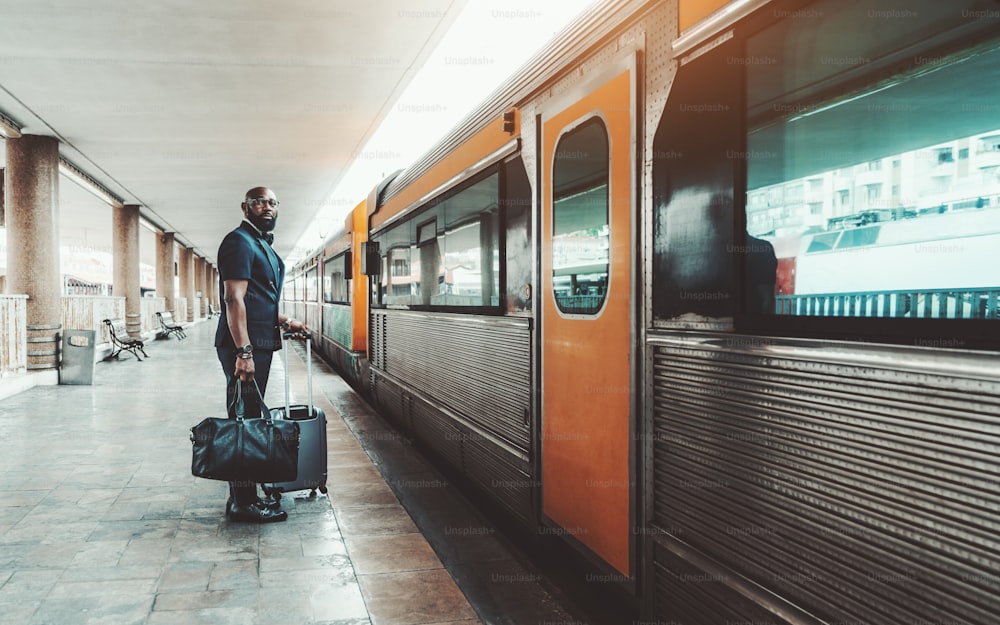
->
[191, 379, 299, 483]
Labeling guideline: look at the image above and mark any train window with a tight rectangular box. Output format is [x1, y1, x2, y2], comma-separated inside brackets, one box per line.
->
[552, 118, 610, 315]
[417, 219, 437, 245]
[371, 170, 500, 311]
[503, 156, 533, 314]
[651, 38, 740, 323]
[304, 267, 317, 304]
[415, 215, 441, 306]
[374, 219, 414, 307]
[744, 0, 1000, 325]
[323, 254, 350, 305]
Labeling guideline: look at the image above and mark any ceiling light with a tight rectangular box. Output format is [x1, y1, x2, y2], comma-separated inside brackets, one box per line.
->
[58, 158, 122, 206]
[0, 111, 22, 138]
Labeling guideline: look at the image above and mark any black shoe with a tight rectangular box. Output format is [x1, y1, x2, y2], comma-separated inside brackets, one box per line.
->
[258, 494, 281, 511]
[226, 500, 287, 523]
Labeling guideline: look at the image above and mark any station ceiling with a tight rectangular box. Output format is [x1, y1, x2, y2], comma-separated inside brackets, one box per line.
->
[0, 0, 466, 265]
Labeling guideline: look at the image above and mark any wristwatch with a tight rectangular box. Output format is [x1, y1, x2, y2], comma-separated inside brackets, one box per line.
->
[281, 320, 292, 332]
[238, 344, 253, 359]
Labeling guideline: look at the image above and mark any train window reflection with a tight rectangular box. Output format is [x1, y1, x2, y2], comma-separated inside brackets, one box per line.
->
[552, 118, 610, 315]
[745, 0, 1000, 320]
[372, 172, 499, 310]
[323, 254, 350, 305]
[304, 267, 317, 304]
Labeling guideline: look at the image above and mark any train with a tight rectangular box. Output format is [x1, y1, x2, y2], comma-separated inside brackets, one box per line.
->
[280, 1, 1000, 623]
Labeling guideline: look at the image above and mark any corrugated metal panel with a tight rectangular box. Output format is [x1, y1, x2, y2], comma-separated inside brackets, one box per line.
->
[653, 542, 799, 625]
[464, 433, 533, 524]
[411, 394, 464, 471]
[648, 335, 1000, 625]
[372, 370, 404, 428]
[377, 310, 531, 454]
[368, 310, 534, 522]
[369, 312, 385, 372]
[374, 372, 534, 523]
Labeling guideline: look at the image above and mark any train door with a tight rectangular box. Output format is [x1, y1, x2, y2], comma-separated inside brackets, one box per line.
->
[539, 54, 636, 576]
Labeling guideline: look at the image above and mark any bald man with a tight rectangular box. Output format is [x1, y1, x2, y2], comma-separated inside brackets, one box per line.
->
[214, 186, 307, 523]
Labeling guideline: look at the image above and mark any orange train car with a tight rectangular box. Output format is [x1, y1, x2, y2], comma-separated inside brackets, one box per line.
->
[284, 1, 1000, 623]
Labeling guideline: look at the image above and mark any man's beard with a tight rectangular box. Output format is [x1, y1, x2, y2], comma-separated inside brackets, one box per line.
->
[249, 212, 277, 233]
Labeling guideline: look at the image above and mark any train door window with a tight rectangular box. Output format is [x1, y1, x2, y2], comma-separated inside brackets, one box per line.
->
[552, 118, 609, 315]
[744, 0, 1000, 328]
[323, 262, 332, 304]
[323, 254, 350, 304]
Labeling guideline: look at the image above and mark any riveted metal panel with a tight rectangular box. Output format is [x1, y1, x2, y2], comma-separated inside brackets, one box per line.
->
[648, 332, 1000, 625]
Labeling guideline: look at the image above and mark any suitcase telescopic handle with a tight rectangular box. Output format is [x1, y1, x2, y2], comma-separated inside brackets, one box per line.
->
[280, 331, 313, 419]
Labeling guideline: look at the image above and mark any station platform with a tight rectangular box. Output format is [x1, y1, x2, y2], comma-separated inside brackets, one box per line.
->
[0, 320, 612, 625]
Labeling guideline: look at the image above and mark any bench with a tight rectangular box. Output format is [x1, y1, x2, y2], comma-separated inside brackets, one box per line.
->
[156, 311, 187, 339]
[102, 318, 148, 361]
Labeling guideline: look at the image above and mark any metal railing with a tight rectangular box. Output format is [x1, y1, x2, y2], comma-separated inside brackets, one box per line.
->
[0, 296, 28, 376]
[776, 287, 1000, 319]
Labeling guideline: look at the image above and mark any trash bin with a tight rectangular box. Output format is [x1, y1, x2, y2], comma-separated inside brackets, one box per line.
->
[61, 329, 96, 385]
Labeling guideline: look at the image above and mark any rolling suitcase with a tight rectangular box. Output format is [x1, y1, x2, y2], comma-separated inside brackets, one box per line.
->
[266, 332, 328, 499]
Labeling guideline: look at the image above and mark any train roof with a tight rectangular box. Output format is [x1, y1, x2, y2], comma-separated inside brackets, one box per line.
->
[379, 0, 645, 206]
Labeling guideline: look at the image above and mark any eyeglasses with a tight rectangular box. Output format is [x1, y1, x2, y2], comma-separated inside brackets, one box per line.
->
[246, 197, 279, 208]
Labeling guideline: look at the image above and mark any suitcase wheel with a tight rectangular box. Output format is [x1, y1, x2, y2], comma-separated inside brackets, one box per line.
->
[319, 485, 328, 494]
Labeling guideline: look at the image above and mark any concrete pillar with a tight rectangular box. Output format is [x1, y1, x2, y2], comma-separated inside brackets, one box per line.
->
[178, 246, 194, 322]
[5, 135, 61, 373]
[156, 231, 176, 312]
[194, 255, 206, 319]
[113, 203, 142, 337]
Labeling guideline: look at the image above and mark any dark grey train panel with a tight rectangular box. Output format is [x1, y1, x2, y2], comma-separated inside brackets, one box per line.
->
[410, 392, 463, 472]
[369, 310, 533, 522]
[647, 333, 1000, 625]
[652, 542, 813, 625]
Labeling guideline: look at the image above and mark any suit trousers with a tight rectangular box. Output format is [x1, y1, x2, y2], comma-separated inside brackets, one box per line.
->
[216, 347, 275, 505]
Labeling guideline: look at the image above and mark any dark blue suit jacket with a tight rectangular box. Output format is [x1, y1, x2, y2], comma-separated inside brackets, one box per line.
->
[214, 221, 285, 351]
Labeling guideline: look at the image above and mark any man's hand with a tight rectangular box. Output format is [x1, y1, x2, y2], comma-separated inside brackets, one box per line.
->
[283, 318, 311, 340]
[234, 354, 255, 381]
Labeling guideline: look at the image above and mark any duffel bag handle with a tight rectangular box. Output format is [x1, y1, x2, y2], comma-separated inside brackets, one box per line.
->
[228, 377, 271, 421]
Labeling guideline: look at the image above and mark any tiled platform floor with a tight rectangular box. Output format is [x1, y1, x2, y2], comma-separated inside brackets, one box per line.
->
[0, 320, 597, 625]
